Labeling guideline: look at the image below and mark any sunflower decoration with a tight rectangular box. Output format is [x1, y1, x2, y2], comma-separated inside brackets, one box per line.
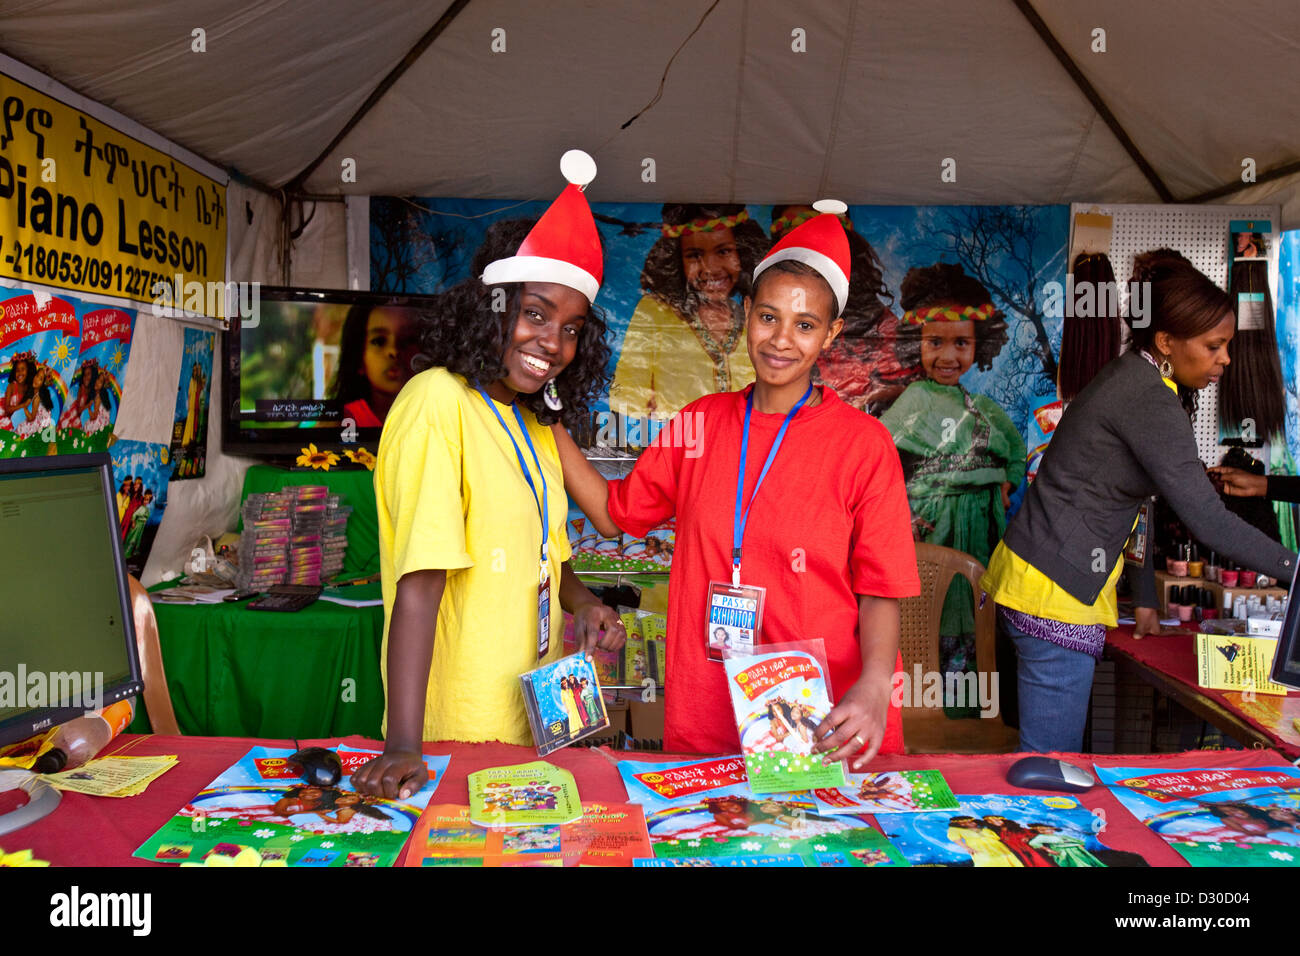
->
[296, 443, 339, 471]
[344, 447, 376, 471]
[0, 846, 50, 867]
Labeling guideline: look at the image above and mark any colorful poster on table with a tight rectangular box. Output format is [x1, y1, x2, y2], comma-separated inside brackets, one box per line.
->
[108, 439, 170, 577]
[811, 770, 960, 815]
[406, 802, 651, 867]
[0, 67, 227, 314]
[0, 288, 78, 456]
[1095, 765, 1300, 867]
[169, 327, 213, 479]
[133, 746, 448, 867]
[372, 198, 1068, 570]
[877, 794, 1147, 867]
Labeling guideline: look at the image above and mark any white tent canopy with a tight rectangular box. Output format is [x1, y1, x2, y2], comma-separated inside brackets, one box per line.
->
[2, 0, 1297, 221]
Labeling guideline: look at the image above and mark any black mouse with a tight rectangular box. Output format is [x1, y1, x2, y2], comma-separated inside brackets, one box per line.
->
[1006, 756, 1095, 793]
[288, 747, 342, 787]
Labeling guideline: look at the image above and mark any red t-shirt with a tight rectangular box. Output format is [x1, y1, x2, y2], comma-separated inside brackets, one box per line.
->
[608, 385, 920, 756]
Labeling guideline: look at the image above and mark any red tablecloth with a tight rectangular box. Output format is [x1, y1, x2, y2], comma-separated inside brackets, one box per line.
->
[1107, 624, 1300, 759]
[9, 734, 1297, 867]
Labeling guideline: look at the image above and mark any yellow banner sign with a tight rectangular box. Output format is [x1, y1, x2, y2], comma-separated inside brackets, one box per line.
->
[0, 70, 227, 316]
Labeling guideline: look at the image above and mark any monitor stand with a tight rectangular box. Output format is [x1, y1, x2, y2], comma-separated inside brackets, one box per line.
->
[0, 769, 62, 836]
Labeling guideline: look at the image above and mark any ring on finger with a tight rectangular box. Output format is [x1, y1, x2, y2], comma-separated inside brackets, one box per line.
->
[853, 733, 866, 749]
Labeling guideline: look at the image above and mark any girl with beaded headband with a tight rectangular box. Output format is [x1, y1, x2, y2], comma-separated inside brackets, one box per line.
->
[769, 204, 921, 414]
[1, 351, 38, 431]
[610, 203, 769, 421]
[58, 359, 99, 432]
[880, 263, 1022, 714]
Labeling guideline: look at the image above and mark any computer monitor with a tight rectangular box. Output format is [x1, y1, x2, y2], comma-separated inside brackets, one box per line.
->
[0, 452, 143, 750]
[1270, 570, 1300, 691]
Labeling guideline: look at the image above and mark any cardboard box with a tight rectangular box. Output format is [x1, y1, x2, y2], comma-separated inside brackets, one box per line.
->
[1195, 632, 1289, 695]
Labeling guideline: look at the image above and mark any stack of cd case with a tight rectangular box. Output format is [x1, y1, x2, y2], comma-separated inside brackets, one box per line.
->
[519, 653, 610, 755]
[236, 486, 354, 590]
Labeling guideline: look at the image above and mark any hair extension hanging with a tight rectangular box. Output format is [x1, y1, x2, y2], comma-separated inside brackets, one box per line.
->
[1058, 251, 1122, 402]
[1219, 250, 1285, 441]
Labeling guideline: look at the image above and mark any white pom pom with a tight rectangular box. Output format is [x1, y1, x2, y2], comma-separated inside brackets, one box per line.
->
[813, 198, 848, 215]
[560, 149, 597, 188]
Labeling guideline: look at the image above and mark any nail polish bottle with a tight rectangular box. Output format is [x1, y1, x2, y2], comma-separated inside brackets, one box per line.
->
[1221, 561, 1240, 588]
[1240, 569, 1257, 588]
[1199, 588, 1218, 620]
[1166, 586, 1183, 619]
[1177, 586, 1194, 622]
[1205, 551, 1220, 582]
[1187, 543, 1203, 578]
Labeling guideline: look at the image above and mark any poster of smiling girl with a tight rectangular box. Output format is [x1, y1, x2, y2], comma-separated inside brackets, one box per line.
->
[61, 300, 136, 454]
[169, 327, 214, 479]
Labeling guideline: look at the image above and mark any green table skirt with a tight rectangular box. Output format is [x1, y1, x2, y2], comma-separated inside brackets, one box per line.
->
[129, 597, 385, 738]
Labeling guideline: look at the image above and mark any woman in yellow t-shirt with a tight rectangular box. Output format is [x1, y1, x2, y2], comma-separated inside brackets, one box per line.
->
[354, 167, 627, 800]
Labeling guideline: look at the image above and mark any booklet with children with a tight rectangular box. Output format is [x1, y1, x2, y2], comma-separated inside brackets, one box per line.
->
[722, 640, 847, 794]
[407, 801, 651, 866]
[468, 761, 583, 828]
[520, 652, 610, 755]
[133, 746, 448, 867]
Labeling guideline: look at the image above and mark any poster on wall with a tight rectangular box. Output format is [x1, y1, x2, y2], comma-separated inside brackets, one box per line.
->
[0, 67, 227, 316]
[1276, 229, 1299, 469]
[0, 288, 78, 457]
[110, 439, 171, 578]
[169, 327, 213, 479]
[63, 301, 134, 454]
[372, 198, 1067, 570]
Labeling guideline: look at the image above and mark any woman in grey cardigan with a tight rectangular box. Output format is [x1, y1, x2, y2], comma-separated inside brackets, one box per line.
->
[981, 249, 1296, 753]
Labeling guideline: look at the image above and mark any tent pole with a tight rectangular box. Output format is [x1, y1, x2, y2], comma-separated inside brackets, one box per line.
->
[281, 0, 474, 196]
[1182, 160, 1300, 204]
[1011, 0, 1173, 203]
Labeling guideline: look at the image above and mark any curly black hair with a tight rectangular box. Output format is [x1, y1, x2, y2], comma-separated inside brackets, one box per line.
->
[417, 217, 611, 429]
[639, 203, 769, 315]
[893, 262, 1009, 372]
[771, 205, 894, 336]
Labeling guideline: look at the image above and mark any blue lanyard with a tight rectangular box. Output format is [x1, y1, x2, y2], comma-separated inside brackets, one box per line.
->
[475, 386, 549, 569]
[732, 385, 812, 586]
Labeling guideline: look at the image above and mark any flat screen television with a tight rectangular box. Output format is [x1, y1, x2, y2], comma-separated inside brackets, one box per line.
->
[222, 286, 440, 458]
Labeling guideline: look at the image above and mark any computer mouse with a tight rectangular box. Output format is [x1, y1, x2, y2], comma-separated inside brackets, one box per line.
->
[288, 747, 342, 787]
[1006, 756, 1096, 793]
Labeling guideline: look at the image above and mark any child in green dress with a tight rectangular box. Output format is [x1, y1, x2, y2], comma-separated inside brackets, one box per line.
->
[880, 264, 1025, 715]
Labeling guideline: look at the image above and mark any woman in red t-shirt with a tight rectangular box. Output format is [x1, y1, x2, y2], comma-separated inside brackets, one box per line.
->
[557, 206, 919, 768]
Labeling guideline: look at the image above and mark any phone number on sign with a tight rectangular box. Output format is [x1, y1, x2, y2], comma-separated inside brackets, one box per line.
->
[3, 239, 168, 299]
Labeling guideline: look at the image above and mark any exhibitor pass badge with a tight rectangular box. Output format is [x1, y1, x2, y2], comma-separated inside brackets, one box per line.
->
[706, 581, 765, 662]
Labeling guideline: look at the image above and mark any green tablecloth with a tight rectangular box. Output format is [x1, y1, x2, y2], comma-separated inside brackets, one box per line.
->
[238, 463, 380, 578]
[130, 464, 386, 737]
[130, 595, 385, 738]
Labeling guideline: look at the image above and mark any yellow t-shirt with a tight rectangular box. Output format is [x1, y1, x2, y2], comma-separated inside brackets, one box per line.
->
[374, 368, 572, 745]
[610, 294, 755, 419]
[979, 373, 1177, 626]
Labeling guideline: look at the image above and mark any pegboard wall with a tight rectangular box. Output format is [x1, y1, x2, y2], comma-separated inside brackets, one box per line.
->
[1069, 203, 1282, 467]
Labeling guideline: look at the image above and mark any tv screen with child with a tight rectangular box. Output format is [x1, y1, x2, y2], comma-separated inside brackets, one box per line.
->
[222, 286, 439, 458]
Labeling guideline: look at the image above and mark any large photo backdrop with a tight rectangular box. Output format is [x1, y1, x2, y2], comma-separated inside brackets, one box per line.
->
[371, 198, 1068, 579]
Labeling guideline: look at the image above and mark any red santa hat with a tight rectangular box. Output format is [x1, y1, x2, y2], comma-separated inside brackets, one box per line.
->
[479, 150, 603, 303]
[751, 199, 851, 316]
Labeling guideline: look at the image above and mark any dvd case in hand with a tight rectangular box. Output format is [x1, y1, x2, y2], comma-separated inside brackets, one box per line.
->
[520, 653, 610, 755]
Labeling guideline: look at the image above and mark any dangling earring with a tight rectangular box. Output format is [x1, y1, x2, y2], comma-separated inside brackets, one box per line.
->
[543, 380, 563, 412]
[1158, 354, 1173, 378]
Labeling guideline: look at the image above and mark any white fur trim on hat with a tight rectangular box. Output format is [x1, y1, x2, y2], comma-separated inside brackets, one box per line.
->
[752, 247, 849, 318]
[480, 255, 600, 303]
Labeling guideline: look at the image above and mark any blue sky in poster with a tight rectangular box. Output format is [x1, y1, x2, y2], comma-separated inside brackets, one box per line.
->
[371, 199, 1068, 436]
